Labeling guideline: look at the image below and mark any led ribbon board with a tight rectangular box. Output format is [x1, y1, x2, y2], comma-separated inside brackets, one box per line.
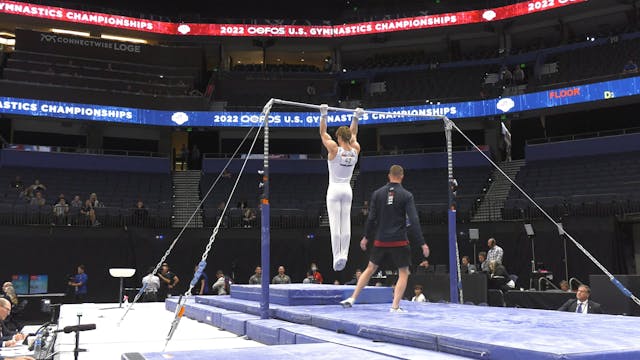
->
[0, 75, 634, 127]
[0, 0, 587, 37]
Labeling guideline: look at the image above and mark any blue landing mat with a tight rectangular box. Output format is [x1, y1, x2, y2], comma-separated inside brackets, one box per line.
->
[230, 284, 393, 305]
[122, 343, 434, 360]
[165, 298, 469, 359]
[185, 295, 640, 360]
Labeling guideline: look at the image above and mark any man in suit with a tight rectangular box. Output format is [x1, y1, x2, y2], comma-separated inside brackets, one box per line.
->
[558, 284, 603, 314]
[0, 298, 25, 348]
[461, 255, 477, 274]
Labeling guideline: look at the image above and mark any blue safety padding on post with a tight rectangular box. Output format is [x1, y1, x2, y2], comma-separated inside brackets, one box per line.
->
[260, 203, 271, 319]
[189, 260, 207, 288]
[447, 209, 459, 304]
[611, 278, 634, 298]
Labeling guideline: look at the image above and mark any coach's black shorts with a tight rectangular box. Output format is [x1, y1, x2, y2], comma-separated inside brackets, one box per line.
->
[370, 245, 411, 269]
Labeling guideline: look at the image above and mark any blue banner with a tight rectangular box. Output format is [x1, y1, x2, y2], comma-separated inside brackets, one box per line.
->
[0, 76, 636, 127]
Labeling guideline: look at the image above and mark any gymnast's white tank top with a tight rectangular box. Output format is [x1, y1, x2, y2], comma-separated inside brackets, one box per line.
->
[328, 147, 358, 184]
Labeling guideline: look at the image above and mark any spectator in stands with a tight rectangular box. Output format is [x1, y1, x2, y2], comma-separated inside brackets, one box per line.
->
[559, 280, 571, 292]
[360, 201, 369, 219]
[52, 197, 69, 225]
[302, 271, 316, 284]
[237, 200, 248, 209]
[9, 176, 23, 193]
[89, 193, 104, 208]
[81, 199, 99, 226]
[28, 179, 46, 194]
[2, 283, 18, 309]
[500, 66, 513, 86]
[68, 264, 88, 303]
[513, 66, 525, 84]
[179, 144, 189, 171]
[272, 266, 291, 284]
[70, 195, 82, 208]
[133, 200, 148, 226]
[488, 260, 512, 292]
[415, 259, 435, 274]
[345, 269, 362, 285]
[1, 283, 21, 332]
[211, 270, 228, 295]
[216, 201, 228, 228]
[141, 267, 160, 302]
[53, 193, 66, 206]
[190, 144, 201, 170]
[623, 60, 638, 74]
[248, 266, 262, 285]
[478, 251, 489, 272]
[29, 191, 46, 207]
[411, 284, 427, 302]
[242, 206, 257, 228]
[157, 263, 179, 299]
[194, 264, 209, 295]
[310, 262, 323, 284]
[487, 238, 504, 265]
[558, 285, 603, 314]
[306, 82, 317, 101]
[461, 255, 476, 274]
[0, 298, 27, 349]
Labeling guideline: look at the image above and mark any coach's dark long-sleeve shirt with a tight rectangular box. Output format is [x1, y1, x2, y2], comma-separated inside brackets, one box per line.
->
[364, 182, 425, 247]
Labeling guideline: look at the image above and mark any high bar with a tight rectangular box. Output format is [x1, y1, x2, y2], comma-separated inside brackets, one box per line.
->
[271, 98, 447, 120]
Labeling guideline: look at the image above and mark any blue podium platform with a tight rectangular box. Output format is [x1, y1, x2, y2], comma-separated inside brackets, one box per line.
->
[230, 284, 393, 305]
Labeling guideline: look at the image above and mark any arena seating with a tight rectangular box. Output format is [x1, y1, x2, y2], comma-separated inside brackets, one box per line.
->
[200, 163, 491, 227]
[214, 72, 336, 109]
[355, 166, 491, 224]
[538, 36, 640, 87]
[503, 151, 640, 220]
[200, 172, 326, 228]
[366, 64, 496, 106]
[0, 50, 208, 110]
[0, 167, 172, 227]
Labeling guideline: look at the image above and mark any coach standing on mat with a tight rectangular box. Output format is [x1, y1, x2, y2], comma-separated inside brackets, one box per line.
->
[341, 165, 429, 312]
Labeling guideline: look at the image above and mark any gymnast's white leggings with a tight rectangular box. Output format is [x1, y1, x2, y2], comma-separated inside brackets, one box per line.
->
[326, 182, 352, 271]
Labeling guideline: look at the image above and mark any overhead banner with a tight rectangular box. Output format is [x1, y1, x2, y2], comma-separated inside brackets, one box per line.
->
[14, 29, 203, 67]
[0, 0, 588, 38]
[0, 75, 635, 128]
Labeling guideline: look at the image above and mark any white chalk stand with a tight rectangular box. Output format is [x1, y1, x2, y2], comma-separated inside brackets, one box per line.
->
[109, 268, 136, 308]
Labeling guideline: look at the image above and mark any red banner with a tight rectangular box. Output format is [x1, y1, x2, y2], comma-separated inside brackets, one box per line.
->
[0, 0, 587, 38]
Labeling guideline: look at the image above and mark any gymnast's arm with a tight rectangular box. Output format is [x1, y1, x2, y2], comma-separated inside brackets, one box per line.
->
[350, 107, 363, 153]
[319, 104, 338, 156]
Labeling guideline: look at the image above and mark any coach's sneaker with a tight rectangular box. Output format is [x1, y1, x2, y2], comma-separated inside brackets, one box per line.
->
[340, 297, 355, 308]
[389, 307, 407, 313]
